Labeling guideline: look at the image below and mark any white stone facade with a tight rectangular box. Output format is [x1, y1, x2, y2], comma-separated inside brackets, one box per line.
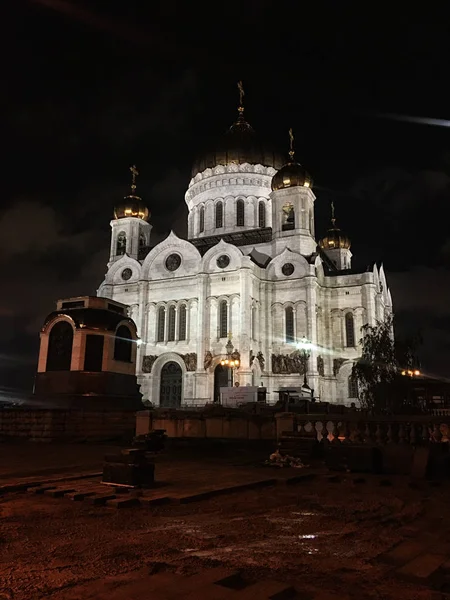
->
[98, 161, 392, 407]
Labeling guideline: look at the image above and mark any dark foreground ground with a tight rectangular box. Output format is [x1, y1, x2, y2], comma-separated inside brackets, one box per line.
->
[1, 441, 450, 599]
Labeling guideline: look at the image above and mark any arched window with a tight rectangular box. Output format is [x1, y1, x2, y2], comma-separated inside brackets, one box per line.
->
[168, 306, 176, 341]
[114, 325, 132, 362]
[157, 306, 165, 342]
[309, 211, 314, 233]
[236, 199, 245, 226]
[199, 206, 205, 233]
[258, 201, 266, 228]
[178, 304, 187, 341]
[215, 201, 223, 228]
[251, 305, 257, 340]
[139, 233, 146, 248]
[285, 306, 295, 343]
[348, 376, 358, 399]
[219, 300, 228, 338]
[345, 312, 355, 347]
[116, 232, 126, 255]
[46, 321, 73, 371]
[282, 203, 295, 231]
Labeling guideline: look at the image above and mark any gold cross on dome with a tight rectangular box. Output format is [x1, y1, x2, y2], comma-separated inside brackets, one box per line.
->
[130, 165, 139, 191]
[331, 201, 336, 225]
[237, 81, 244, 107]
[288, 128, 295, 159]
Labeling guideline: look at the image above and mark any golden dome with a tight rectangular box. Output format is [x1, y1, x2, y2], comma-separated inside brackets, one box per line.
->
[114, 195, 149, 221]
[271, 128, 312, 191]
[319, 208, 351, 250]
[271, 161, 313, 191]
[114, 165, 150, 221]
[191, 88, 284, 177]
[319, 226, 351, 250]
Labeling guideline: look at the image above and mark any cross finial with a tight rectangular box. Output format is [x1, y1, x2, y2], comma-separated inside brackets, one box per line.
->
[130, 165, 139, 193]
[288, 128, 295, 160]
[331, 201, 336, 226]
[237, 81, 245, 118]
[237, 81, 244, 107]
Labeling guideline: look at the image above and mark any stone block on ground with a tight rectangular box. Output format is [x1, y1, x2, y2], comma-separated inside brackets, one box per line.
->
[381, 540, 430, 565]
[66, 491, 97, 501]
[140, 495, 171, 507]
[397, 553, 447, 581]
[44, 488, 76, 498]
[87, 494, 117, 505]
[29, 486, 56, 494]
[105, 497, 140, 509]
[232, 579, 297, 598]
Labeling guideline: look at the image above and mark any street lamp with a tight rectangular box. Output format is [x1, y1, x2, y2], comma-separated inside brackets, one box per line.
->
[401, 369, 421, 377]
[297, 336, 312, 392]
[221, 338, 240, 387]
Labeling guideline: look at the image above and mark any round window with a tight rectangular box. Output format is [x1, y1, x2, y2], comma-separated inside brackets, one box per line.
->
[165, 253, 181, 272]
[216, 255, 230, 269]
[282, 263, 295, 276]
[121, 268, 132, 281]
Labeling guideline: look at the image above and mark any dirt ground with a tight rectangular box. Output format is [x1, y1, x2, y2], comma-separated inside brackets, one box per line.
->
[0, 442, 448, 599]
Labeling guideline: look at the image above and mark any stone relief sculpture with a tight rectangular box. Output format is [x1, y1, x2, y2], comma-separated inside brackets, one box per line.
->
[272, 351, 305, 374]
[142, 355, 158, 373]
[333, 358, 346, 376]
[317, 355, 325, 377]
[249, 350, 255, 365]
[204, 350, 213, 370]
[182, 352, 197, 372]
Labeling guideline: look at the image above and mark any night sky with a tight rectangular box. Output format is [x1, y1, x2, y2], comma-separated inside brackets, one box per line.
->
[3, 1, 450, 394]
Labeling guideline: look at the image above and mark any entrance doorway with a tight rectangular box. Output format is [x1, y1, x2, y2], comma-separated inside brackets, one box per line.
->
[214, 363, 230, 403]
[160, 362, 182, 408]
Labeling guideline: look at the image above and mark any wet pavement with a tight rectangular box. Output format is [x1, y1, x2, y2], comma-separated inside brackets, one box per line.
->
[0, 442, 448, 599]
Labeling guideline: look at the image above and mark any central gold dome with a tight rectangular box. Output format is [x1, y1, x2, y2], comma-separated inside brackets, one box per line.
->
[191, 109, 284, 177]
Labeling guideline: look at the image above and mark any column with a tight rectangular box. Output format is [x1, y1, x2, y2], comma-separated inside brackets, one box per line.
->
[306, 277, 319, 394]
[196, 274, 208, 367]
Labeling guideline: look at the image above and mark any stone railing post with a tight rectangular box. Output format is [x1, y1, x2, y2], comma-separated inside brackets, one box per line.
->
[275, 412, 296, 441]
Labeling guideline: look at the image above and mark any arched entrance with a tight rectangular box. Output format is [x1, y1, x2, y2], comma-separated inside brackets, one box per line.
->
[214, 363, 230, 403]
[160, 362, 182, 408]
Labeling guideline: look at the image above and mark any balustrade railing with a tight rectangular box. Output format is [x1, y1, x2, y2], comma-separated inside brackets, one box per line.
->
[290, 414, 450, 445]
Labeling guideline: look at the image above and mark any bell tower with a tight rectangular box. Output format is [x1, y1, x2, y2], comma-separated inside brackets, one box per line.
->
[269, 129, 317, 255]
[319, 203, 352, 270]
[109, 166, 152, 265]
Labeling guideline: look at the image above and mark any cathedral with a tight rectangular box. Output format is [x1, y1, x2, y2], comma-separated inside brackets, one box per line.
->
[97, 88, 393, 407]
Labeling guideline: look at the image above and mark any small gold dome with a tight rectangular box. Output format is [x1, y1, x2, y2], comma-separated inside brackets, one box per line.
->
[114, 195, 150, 221]
[319, 223, 351, 250]
[271, 161, 313, 191]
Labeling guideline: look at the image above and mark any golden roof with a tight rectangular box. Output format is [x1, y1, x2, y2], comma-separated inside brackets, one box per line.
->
[114, 195, 149, 221]
[191, 83, 284, 177]
[271, 128, 313, 191]
[114, 165, 150, 221]
[319, 203, 350, 250]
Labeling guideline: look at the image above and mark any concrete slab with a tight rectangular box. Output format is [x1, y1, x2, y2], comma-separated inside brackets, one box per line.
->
[397, 553, 447, 580]
[140, 496, 171, 507]
[233, 579, 297, 598]
[86, 494, 117, 505]
[105, 497, 140, 509]
[66, 491, 97, 501]
[44, 488, 76, 498]
[381, 541, 429, 564]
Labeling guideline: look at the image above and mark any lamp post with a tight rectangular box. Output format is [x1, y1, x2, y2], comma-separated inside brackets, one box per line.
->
[221, 338, 240, 387]
[401, 368, 421, 410]
[297, 336, 312, 395]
